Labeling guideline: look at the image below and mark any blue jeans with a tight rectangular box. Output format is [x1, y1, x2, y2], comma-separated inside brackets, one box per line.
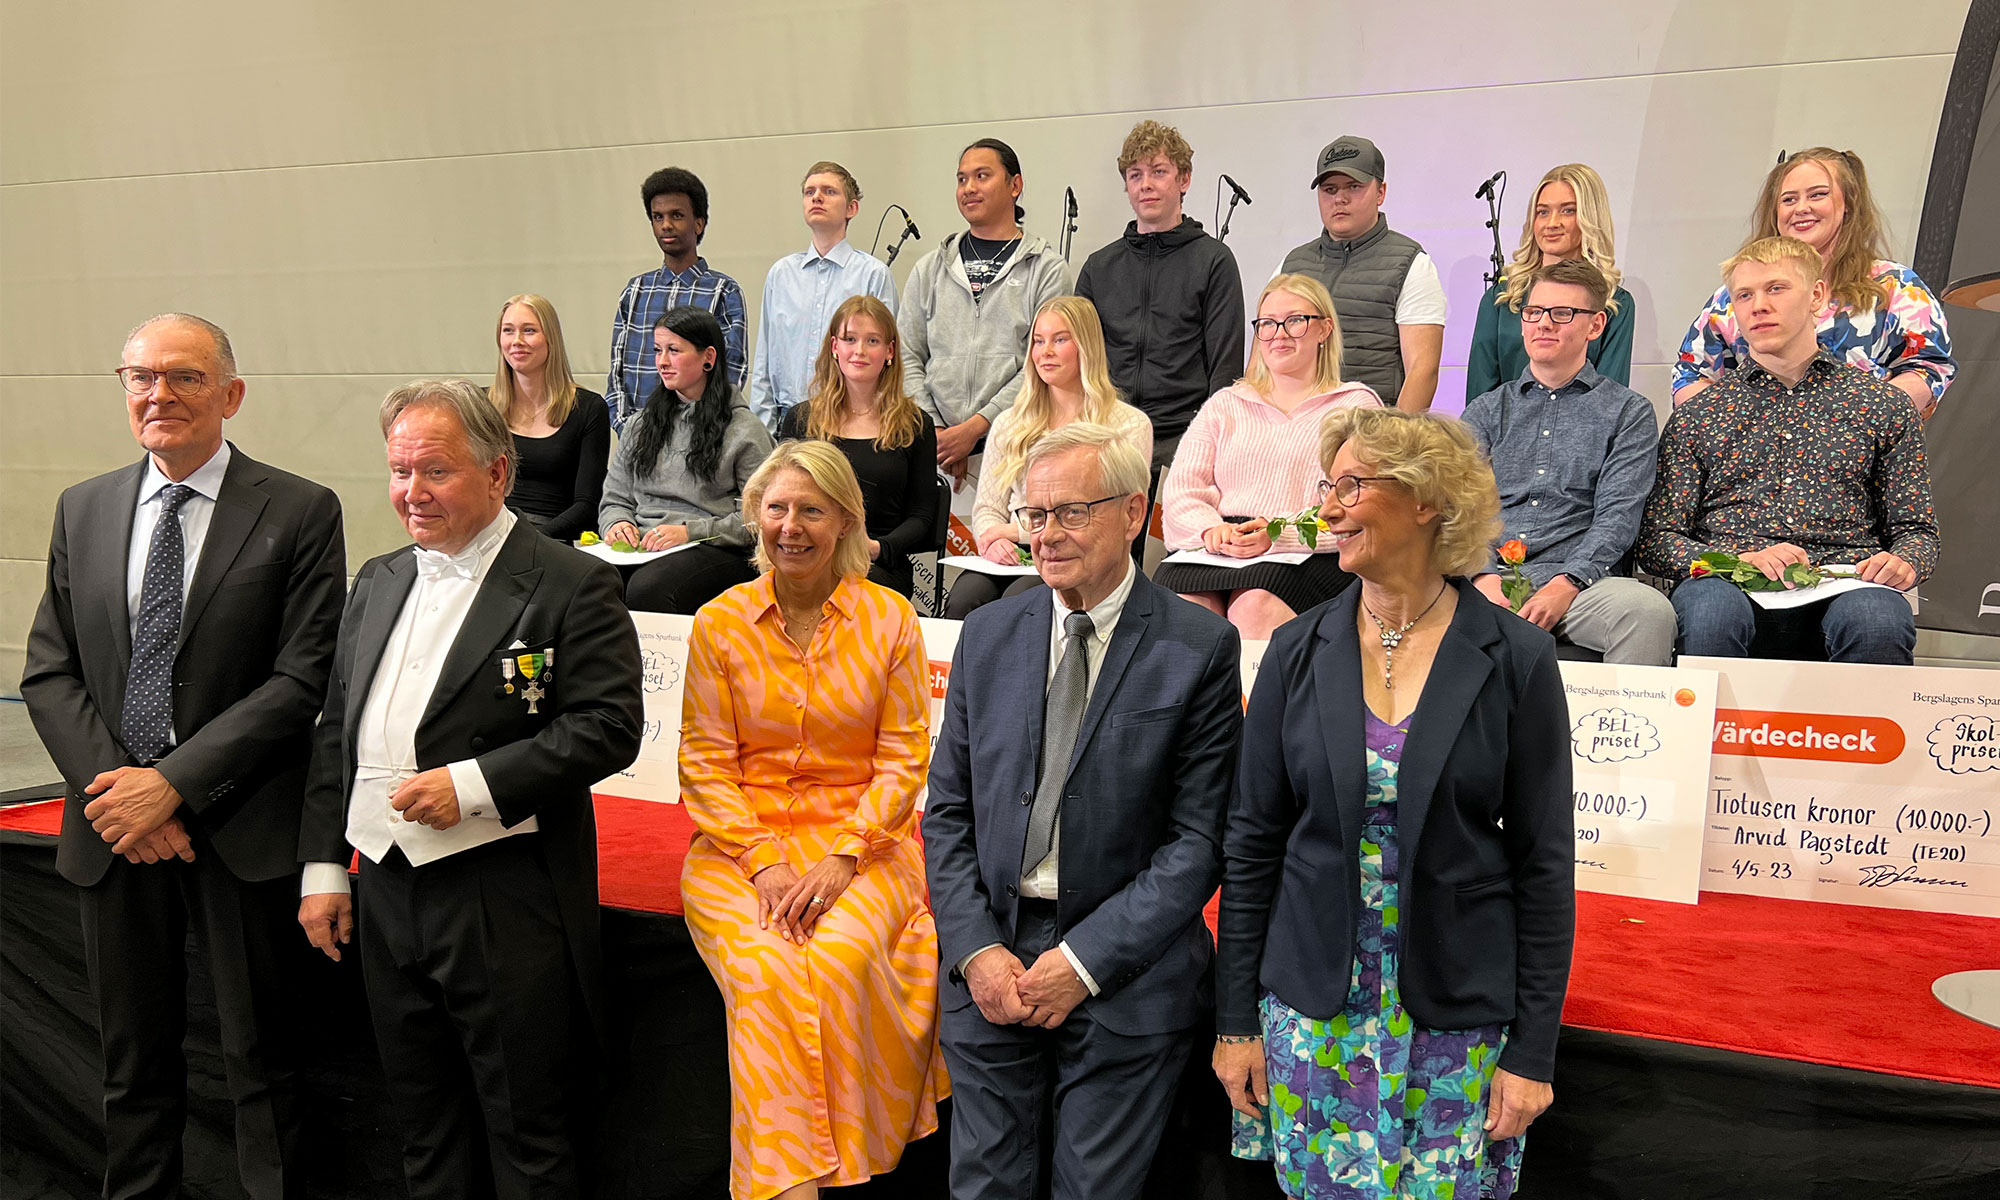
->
[1671, 575, 1915, 664]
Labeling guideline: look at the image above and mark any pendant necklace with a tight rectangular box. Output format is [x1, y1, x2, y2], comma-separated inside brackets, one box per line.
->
[1363, 583, 1449, 690]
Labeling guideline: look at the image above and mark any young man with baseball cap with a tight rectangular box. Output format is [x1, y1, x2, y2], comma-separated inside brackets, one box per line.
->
[1277, 136, 1446, 411]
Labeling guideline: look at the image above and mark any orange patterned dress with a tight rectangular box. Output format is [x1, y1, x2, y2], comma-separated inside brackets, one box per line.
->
[678, 573, 949, 1200]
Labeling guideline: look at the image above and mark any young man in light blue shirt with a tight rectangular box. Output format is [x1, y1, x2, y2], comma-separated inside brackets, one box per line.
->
[749, 161, 899, 431]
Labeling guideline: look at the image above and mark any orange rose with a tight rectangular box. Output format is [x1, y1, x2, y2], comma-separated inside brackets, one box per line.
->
[1499, 539, 1527, 565]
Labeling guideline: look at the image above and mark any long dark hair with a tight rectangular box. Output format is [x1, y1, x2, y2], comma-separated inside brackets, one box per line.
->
[962, 137, 1026, 225]
[629, 306, 735, 482]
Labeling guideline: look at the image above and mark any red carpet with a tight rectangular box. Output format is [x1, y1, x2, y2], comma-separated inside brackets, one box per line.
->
[9, 794, 1998, 1089]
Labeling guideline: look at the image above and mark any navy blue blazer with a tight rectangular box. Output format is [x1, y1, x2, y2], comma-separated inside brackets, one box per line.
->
[923, 572, 1242, 1037]
[1215, 579, 1575, 1081]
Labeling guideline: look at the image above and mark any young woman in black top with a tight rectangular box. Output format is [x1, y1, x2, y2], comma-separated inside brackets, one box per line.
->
[777, 295, 937, 596]
[491, 292, 609, 541]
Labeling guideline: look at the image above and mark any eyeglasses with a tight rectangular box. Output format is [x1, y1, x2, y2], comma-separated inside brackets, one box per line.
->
[116, 367, 214, 397]
[1316, 475, 1396, 506]
[1012, 494, 1125, 532]
[1519, 305, 1600, 325]
[1250, 314, 1325, 341]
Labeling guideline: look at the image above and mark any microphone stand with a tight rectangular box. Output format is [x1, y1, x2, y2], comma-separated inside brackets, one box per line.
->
[883, 205, 919, 266]
[1481, 172, 1507, 288]
[1219, 185, 1245, 244]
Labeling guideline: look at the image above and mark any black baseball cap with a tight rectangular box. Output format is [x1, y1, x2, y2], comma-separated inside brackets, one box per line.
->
[1311, 136, 1385, 187]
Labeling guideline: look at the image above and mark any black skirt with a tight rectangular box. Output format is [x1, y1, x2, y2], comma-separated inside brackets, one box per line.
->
[1153, 551, 1356, 613]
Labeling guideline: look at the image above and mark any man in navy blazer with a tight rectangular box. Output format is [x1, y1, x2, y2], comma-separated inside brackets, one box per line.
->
[924, 422, 1242, 1200]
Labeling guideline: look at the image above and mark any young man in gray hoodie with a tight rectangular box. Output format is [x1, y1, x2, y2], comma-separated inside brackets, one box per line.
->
[900, 138, 1074, 484]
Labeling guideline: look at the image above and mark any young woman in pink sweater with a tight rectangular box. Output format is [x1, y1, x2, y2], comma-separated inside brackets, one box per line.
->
[1155, 274, 1381, 640]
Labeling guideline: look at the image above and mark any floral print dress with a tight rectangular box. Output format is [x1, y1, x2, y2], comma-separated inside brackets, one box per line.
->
[1231, 709, 1525, 1199]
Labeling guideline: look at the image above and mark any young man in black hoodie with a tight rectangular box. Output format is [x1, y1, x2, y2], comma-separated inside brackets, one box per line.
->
[1077, 120, 1246, 473]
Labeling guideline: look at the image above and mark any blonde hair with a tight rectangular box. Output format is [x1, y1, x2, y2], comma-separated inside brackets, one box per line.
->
[489, 294, 579, 428]
[1317, 408, 1500, 577]
[1749, 148, 1893, 314]
[742, 440, 872, 580]
[1244, 274, 1345, 395]
[1720, 235, 1824, 291]
[800, 296, 924, 452]
[802, 160, 862, 203]
[1497, 164, 1623, 313]
[1118, 119, 1193, 177]
[985, 296, 1125, 501]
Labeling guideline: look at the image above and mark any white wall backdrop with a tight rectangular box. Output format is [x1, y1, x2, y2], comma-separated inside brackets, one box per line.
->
[0, 0, 1972, 687]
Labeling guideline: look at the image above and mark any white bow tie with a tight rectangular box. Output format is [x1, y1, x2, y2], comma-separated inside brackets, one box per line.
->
[413, 547, 477, 581]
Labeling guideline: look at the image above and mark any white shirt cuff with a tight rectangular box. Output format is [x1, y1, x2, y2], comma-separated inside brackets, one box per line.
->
[1059, 940, 1101, 996]
[447, 757, 497, 821]
[958, 942, 1006, 980]
[301, 862, 351, 897]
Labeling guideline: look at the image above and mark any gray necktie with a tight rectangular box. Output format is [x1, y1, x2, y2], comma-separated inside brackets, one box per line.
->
[124, 484, 194, 763]
[1022, 610, 1094, 874]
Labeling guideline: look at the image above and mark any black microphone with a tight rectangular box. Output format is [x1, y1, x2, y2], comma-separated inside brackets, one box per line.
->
[1064, 186, 1079, 217]
[1474, 171, 1505, 201]
[901, 207, 921, 241]
[1222, 174, 1253, 205]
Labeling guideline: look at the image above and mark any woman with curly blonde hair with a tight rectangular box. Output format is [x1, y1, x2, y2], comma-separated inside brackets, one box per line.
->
[1466, 163, 1634, 399]
[778, 295, 937, 596]
[1214, 406, 1574, 1200]
[1671, 147, 1956, 418]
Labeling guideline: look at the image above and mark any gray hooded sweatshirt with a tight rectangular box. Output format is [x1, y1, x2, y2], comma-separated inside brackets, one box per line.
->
[898, 230, 1074, 431]
[597, 397, 773, 548]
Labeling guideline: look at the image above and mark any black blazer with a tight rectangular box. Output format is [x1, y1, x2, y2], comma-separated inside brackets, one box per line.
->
[299, 518, 644, 1033]
[21, 446, 346, 886]
[1216, 579, 1575, 1081]
[923, 572, 1242, 1036]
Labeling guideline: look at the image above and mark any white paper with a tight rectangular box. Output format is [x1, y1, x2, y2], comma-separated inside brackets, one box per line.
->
[1160, 549, 1312, 570]
[939, 553, 1041, 577]
[1746, 576, 1897, 610]
[574, 540, 702, 567]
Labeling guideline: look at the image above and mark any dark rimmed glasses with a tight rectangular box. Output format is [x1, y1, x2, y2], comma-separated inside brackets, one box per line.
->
[1012, 494, 1125, 532]
[1250, 313, 1326, 341]
[116, 367, 214, 397]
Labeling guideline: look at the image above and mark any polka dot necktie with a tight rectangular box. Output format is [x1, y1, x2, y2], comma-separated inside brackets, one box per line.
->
[123, 484, 194, 763]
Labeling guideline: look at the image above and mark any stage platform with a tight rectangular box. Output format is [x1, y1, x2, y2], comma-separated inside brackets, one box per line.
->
[4, 795, 1999, 1198]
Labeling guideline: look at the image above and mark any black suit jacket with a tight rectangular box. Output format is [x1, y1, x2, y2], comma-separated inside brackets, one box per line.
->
[923, 572, 1242, 1036]
[298, 518, 644, 1030]
[1216, 580, 1576, 1080]
[21, 446, 346, 886]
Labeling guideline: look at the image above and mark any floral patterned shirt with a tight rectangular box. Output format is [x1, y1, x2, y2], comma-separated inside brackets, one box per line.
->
[1637, 352, 1939, 582]
[1671, 259, 1956, 414]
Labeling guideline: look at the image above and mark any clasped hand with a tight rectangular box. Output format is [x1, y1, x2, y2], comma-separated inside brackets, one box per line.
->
[1201, 519, 1272, 559]
[965, 946, 1088, 1029]
[83, 766, 189, 861]
[753, 854, 858, 944]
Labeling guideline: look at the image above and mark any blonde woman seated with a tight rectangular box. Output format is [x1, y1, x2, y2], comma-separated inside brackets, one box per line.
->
[678, 440, 949, 1200]
[778, 295, 937, 598]
[1156, 274, 1381, 641]
[943, 294, 1151, 619]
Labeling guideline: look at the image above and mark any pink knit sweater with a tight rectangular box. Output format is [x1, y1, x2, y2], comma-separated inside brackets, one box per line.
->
[1161, 380, 1383, 551]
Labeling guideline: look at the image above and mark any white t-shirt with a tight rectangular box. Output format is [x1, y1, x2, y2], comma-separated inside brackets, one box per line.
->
[1269, 249, 1448, 326]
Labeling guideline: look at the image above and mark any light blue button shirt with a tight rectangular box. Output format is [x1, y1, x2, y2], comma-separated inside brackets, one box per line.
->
[749, 238, 898, 430]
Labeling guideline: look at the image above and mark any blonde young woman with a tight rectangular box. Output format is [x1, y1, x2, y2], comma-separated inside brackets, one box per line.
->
[1156, 274, 1380, 642]
[1465, 164, 1635, 399]
[491, 293, 610, 540]
[1672, 146, 1956, 418]
[942, 294, 1152, 618]
[777, 295, 937, 596]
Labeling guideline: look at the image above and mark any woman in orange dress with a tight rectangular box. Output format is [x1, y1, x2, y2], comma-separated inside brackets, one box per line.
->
[679, 438, 949, 1200]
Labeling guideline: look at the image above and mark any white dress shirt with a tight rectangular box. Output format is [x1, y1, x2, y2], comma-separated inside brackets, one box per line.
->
[301, 508, 532, 897]
[127, 442, 232, 645]
[960, 561, 1137, 995]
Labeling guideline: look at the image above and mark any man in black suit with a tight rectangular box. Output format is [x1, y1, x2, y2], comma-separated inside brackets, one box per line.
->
[297, 379, 642, 1200]
[923, 422, 1243, 1199]
[21, 313, 347, 1199]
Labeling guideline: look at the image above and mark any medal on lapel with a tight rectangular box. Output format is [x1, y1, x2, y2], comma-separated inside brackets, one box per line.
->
[499, 658, 516, 694]
[516, 652, 546, 714]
